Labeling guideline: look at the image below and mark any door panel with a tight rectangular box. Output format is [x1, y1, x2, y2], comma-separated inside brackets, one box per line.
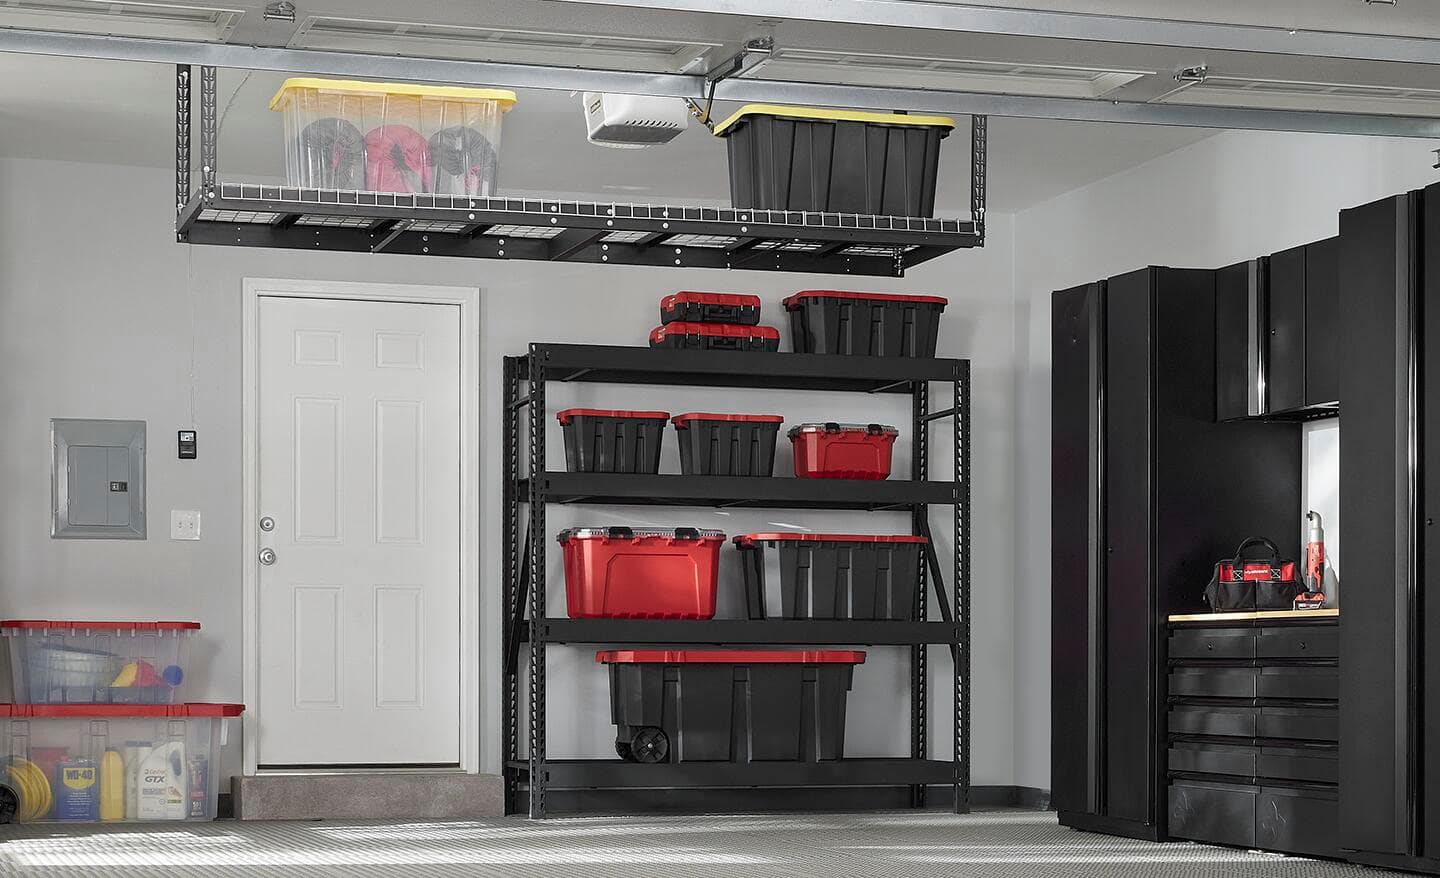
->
[1267, 246, 1306, 413]
[1215, 262, 1252, 421]
[1338, 194, 1414, 855]
[1103, 268, 1154, 824]
[1423, 182, 1440, 861]
[258, 296, 462, 766]
[1304, 237, 1341, 407]
[1052, 282, 1102, 816]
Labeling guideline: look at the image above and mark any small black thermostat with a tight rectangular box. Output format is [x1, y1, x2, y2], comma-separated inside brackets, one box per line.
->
[178, 430, 197, 460]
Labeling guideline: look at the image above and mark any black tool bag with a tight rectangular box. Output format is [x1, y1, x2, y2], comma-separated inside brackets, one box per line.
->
[1203, 537, 1305, 611]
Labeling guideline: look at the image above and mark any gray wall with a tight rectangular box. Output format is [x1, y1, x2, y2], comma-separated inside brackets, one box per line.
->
[0, 156, 1019, 785]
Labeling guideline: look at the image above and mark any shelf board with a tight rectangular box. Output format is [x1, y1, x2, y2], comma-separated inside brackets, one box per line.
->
[528, 471, 959, 509]
[178, 184, 982, 277]
[531, 618, 958, 645]
[508, 758, 957, 789]
[522, 344, 967, 392]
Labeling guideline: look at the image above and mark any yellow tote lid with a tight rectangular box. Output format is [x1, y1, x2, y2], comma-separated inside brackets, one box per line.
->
[712, 104, 955, 137]
[270, 78, 518, 112]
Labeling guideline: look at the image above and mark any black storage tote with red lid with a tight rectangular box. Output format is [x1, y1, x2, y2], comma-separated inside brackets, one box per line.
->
[671, 413, 783, 477]
[660, 292, 762, 326]
[597, 649, 865, 763]
[556, 408, 668, 474]
[734, 532, 927, 621]
[650, 322, 780, 352]
[784, 290, 948, 357]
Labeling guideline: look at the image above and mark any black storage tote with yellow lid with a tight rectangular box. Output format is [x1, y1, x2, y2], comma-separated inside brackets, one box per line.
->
[713, 104, 956, 217]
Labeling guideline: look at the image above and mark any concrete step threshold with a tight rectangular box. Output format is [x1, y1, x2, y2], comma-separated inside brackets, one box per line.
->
[233, 772, 504, 820]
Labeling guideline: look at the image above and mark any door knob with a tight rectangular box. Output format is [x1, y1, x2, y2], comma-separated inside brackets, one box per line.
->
[259, 516, 276, 532]
[259, 547, 277, 566]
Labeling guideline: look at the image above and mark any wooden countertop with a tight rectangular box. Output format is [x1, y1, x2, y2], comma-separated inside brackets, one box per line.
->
[1168, 608, 1339, 623]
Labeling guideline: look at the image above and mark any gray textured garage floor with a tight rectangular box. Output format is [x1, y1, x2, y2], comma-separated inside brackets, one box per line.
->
[0, 811, 1382, 877]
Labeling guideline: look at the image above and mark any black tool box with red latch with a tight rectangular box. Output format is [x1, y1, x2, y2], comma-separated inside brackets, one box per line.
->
[650, 322, 781, 351]
[660, 292, 763, 326]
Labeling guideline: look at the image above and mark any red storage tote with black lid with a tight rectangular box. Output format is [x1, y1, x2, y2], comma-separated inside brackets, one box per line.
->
[783, 290, 947, 357]
[558, 527, 725, 618]
[734, 532, 927, 621]
[649, 322, 780, 352]
[660, 292, 762, 326]
[556, 408, 668, 474]
[789, 422, 898, 480]
[672, 412, 783, 476]
[0, 702, 243, 823]
[597, 649, 865, 763]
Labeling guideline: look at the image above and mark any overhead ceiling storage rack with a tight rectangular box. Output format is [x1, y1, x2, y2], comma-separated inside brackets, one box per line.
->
[503, 343, 969, 818]
[171, 64, 987, 277]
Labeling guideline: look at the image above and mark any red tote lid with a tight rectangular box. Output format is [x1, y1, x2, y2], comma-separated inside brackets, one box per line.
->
[783, 290, 948, 309]
[672, 412, 784, 427]
[734, 532, 928, 547]
[556, 408, 670, 425]
[661, 292, 762, 309]
[597, 649, 865, 665]
[649, 323, 781, 342]
[0, 703, 244, 718]
[1, 620, 200, 631]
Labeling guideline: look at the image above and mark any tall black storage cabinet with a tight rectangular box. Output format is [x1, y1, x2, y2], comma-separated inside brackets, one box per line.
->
[1052, 267, 1302, 841]
[1337, 184, 1440, 873]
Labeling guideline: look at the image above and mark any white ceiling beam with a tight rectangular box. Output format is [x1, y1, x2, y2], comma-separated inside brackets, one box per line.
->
[552, 0, 1440, 66]
[2, 27, 1439, 137]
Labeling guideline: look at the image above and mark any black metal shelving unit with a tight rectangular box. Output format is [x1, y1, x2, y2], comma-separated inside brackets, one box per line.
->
[171, 65, 988, 277]
[502, 343, 970, 818]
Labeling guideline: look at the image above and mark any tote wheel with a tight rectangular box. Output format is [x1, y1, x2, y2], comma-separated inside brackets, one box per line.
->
[628, 727, 670, 764]
[615, 740, 634, 762]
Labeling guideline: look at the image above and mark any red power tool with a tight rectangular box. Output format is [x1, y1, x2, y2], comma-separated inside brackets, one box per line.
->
[1295, 511, 1327, 610]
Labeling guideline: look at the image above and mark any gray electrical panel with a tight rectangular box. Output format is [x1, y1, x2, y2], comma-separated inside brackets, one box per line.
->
[52, 419, 146, 539]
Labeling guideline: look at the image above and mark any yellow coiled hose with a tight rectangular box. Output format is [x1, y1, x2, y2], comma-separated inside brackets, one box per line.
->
[6, 758, 52, 822]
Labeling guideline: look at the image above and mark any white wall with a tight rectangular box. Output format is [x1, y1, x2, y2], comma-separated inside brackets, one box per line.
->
[1011, 129, 1440, 791]
[0, 156, 1018, 787]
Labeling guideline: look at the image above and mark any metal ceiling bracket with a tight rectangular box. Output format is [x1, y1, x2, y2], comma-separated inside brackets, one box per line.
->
[175, 64, 191, 221]
[199, 65, 218, 200]
[970, 115, 987, 231]
[688, 37, 774, 129]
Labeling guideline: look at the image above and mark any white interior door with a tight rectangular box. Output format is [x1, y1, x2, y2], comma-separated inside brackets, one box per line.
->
[256, 295, 461, 766]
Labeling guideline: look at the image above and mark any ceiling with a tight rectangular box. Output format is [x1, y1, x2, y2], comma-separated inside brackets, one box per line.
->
[0, 53, 1216, 212]
[5, 0, 1440, 123]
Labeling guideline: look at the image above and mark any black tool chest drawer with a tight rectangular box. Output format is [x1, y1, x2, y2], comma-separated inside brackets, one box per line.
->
[1169, 628, 1257, 660]
[1256, 626, 1338, 659]
[1166, 617, 1338, 856]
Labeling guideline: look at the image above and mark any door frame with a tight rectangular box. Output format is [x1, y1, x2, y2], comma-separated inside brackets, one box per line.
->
[241, 277, 481, 775]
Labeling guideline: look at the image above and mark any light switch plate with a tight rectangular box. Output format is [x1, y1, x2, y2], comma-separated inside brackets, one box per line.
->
[170, 510, 202, 541]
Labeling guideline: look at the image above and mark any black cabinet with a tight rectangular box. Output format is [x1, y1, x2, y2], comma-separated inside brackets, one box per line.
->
[1336, 183, 1440, 873]
[1165, 617, 1340, 860]
[1214, 239, 1340, 420]
[1052, 267, 1301, 841]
